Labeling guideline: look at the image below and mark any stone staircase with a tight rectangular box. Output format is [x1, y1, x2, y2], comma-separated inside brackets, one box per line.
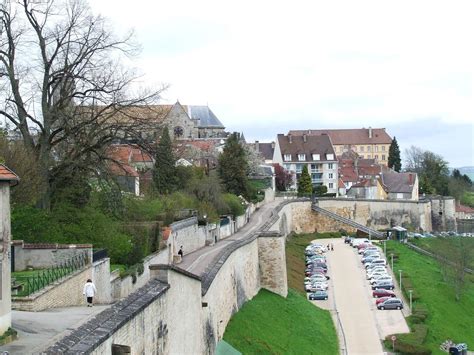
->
[311, 201, 384, 238]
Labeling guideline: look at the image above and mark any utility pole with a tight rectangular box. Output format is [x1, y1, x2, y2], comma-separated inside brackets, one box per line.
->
[409, 289, 413, 311]
[399, 269, 403, 291]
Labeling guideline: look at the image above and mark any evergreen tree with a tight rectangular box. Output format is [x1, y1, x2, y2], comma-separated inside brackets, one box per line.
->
[218, 133, 250, 198]
[297, 165, 313, 196]
[153, 127, 177, 194]
[388, 137, 402, 172]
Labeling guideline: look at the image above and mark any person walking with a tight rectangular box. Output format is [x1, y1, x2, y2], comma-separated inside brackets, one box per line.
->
[178, 246, 184, 258]
[83, 279, 97, 307]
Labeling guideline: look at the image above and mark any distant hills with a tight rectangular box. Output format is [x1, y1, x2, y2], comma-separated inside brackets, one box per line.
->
[457, 166, 474, 181]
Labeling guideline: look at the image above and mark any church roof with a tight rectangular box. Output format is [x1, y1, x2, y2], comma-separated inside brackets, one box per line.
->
[186, 106, 225, 128]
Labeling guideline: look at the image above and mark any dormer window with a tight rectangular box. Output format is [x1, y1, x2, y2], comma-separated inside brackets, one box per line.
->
[298, 154, 306, 161]
[326, 153, 334, 160]
[312, 154, 320, 161]
[284, 154, 292, 161]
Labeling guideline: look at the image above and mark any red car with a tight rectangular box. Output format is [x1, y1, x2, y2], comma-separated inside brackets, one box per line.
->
[372, 289, 396, 298]
[375, 296, 395, 305]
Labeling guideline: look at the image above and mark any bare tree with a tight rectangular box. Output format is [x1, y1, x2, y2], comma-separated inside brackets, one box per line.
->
[0, 0, 165, 208]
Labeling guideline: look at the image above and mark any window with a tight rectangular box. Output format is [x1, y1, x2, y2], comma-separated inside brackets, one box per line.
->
[375, 155, 379, 159]
[326, 154, 334, 160]
[328, 183, 334, 189]
[298, 154, 306, 161]
[328, 163, 334, 169]
[382, 155, 386, 161]
[339, 146, 344, 152]
[312, 154, 320, 160]
[367, 146, 371, 152]
[375, 146, 379, 152]
[329, 173, 334, 179]
[296, 164, 303, 173]
[382, 146, 386, 152]
[360, 146, 364, 152]
[283, 164, 291, 171]
[367, 154, 371, 159]
[284, 154, 291, 161]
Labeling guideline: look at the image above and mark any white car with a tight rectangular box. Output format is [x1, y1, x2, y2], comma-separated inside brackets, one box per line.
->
[304, 276, 327, 284]
[366, 259, 387, 269]
[367, 266, 386, 275]
[367, 271, 389, 280]
[369, 275, 392, 284]
[360, 247, 379, 255]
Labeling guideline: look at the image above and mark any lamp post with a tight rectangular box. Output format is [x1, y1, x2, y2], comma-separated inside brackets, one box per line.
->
[390, 253, 394, 271]
[399, 270, 403, 291]
[409, 289, 413, 311]
[383, 240, 387, 256]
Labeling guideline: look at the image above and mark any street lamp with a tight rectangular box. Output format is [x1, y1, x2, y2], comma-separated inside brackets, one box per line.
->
[390, 253, 394, 271]
[399, 270, 403, 291]
[383, 240, 387, 256]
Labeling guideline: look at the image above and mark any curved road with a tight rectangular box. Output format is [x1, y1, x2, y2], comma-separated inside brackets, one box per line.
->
[179, 199, 283, 275]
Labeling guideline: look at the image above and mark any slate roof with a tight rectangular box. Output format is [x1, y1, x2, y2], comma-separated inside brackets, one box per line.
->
[381, 172, 416, 193]
[257, 142, 275, 161]
[288, 128, 392, 145]
[277, 134, 336, 161]
[0, 164, 19, 182]
[187, 106, 225, 128]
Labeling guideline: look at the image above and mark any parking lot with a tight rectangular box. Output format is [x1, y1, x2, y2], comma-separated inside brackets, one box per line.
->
[307, 238, 409, 355]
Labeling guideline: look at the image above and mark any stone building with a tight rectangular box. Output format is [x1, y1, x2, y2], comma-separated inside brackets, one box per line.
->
[273, 133, 338, 195]
[288, 127, 392, 166]
[0, 165, 19, 335]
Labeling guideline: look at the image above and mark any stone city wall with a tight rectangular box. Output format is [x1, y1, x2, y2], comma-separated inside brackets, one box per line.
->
[316, 198, 434, 232]
[11, 241, 92, 272]
[12, 267, 91, 312]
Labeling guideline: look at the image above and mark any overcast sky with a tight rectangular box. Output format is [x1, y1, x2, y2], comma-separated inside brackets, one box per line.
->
[90, 0, 473, 168]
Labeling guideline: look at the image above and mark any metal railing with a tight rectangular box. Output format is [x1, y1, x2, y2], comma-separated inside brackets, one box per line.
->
[20, 253, 90, 296]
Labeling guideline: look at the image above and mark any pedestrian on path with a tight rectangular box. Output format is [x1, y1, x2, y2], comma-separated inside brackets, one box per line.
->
[331, 243, 334, 251]
[178, 246, 184, 258]
[83, 279, 97, 307]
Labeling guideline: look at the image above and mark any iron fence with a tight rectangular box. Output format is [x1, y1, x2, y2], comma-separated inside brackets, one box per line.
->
[21, 252, 90, 296]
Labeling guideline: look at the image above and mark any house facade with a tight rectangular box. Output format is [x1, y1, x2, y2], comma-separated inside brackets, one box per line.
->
[273, 133, 338, 195]
[288, 127, 392, 166]
[0, 165, 19, 334]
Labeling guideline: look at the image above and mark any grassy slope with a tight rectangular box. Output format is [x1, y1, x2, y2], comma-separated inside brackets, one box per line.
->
[223, 232, 339, 354]
[411, 237, 474, 269]
[387, 241, 474, 354]
[223, 289, 338, 355]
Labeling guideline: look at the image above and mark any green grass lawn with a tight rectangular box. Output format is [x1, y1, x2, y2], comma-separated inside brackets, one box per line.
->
[387, 241, 474, 354]
[411, 237, 474, 269]
[223, 289, 339, 355]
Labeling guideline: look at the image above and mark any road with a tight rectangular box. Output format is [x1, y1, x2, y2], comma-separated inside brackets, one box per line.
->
[0, 305, 109, 354]
[180, 198, 283, 275]
[310, 238, 409, 355]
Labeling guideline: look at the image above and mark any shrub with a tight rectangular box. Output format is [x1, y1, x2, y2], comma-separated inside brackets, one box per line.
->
[222, 193, 245, 217]
[384, 324, 431, 354]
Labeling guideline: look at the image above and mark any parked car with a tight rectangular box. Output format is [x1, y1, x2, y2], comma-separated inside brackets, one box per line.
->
[365, 259, 387, 269]
[377, 298, 403, 310]
[304, 275, 327, 284]
[362, 255, 380, 264]
[372, 288, 395, 298]
[373, 289, 396, 298]
[362, 247, 379, 256]
[371, 281, 394, 290]
[308, 290, 328, 300]
[344, 236, 352, 244]
[367, 271, 389, 280]
[369, 275, 392, 285]
[306, 282, 328, 292]
[375, 296, 395, 305]
[367, 267, 387, 277]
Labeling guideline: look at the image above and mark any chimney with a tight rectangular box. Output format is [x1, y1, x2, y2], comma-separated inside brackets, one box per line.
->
[308, 130, 311, 134]
[303, 134, 307, 143]
[288, 134, 292, 143]
[255, 140, 260, 152]
[271, 141, 275, 149]
[369, 127, 373, 139]
[408, 173, 413, 185]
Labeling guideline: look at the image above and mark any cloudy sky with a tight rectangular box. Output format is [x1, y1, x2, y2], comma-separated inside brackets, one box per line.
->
[90, 0, 473, 168]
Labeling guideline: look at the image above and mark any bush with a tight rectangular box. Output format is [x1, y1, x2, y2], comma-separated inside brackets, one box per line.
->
[222, 193, 246, 217]
[384, 324, 431, 354]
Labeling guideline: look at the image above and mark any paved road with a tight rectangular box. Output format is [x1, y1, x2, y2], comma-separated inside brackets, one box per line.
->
[309, 238, 409, 355]
[180, 199, 283, 275]
[0, 305, 109, 354]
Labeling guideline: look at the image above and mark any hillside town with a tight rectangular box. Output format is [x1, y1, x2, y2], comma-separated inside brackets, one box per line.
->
[0, 1, 473, 355]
